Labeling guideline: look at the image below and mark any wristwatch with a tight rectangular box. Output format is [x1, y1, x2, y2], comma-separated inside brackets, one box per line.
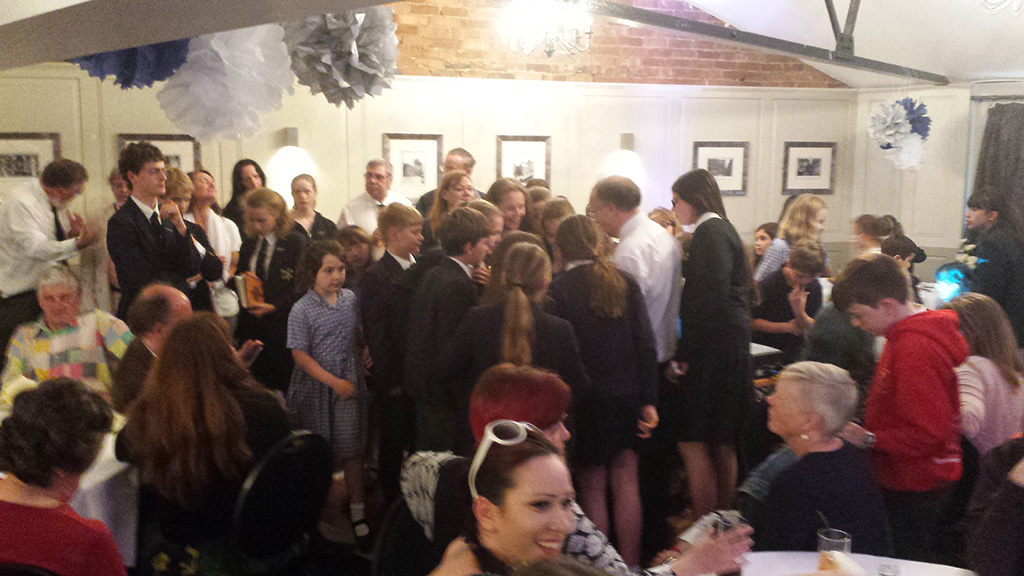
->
[863, 431, 877, 447]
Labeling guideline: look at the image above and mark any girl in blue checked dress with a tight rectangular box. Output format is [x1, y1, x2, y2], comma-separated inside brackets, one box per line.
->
[286, 240, 371, 548]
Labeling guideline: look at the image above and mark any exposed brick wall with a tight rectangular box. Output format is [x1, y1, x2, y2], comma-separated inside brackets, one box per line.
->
[388, 0, 848, 88]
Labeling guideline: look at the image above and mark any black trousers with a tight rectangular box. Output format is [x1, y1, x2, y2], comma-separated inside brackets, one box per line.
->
[883, 485, 954, 563]
[0, 290, 41, 374]
[375, 390, 416, 502]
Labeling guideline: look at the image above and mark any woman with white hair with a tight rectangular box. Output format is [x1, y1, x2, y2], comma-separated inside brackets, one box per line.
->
[754, 361, 890, 554]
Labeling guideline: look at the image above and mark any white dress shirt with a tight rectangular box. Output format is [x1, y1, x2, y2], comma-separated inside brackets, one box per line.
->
[389, 251, 416, 271]
[612, 212, 683, 362]
[0, 180, 78, 296]
[186, 211, 241, 283]
[249, 232, 277, 279]
[338, 190, 413, 234]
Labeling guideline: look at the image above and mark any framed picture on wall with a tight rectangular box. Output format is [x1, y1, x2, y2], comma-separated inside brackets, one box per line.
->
[783, 142, 836, 195]
[117, 133, 201, 172]
[497, 135, 551, 185]
[0, 132, 62, 202]
[383, 133, 443, 198]
[692, 141, 749, 196]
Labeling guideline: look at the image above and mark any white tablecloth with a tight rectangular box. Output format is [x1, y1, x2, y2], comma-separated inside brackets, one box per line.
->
[741, 552, 976, 576]
[69, 433, 139, 567]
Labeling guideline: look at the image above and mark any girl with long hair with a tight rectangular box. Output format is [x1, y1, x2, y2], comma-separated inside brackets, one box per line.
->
[290, 174, 337, 241]
[754, 194, 827, 282]
[287, 240, 371, 549]
[222, 159, 266, 235]
[942, 293, 1024, 454]
[117, 313, 289, 567]
[485, 178, 528, 236]
[668, 169, 753, 517]
[424, 170, 476, 251]
[236, 187, 309, 391]
[439, 244, 589, 455]
[752, 222, 778, 268]
[546, 215, 658, 566]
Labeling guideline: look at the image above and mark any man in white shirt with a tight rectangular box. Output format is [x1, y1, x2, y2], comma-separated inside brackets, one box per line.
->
[338, 159, 413, 235]
[0, 159, 97, 373]
[589, 175, 682, 364]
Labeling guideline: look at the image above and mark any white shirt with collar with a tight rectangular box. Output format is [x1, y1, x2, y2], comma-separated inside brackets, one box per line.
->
[0, 180, 79, 297]
[389, 251, 416, 271]
[612, 212, 683, 362]
[130, 195, 159, 223]
[338, 190, 413, 234]
[448, 256, 474, 279]
[249, 232, 277, 278]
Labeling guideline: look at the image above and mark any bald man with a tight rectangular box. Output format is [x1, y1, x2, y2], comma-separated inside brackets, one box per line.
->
[111, 283, 192, 412]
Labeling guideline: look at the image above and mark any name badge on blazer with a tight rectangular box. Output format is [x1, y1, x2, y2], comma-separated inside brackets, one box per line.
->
[280, 268, 294, 281]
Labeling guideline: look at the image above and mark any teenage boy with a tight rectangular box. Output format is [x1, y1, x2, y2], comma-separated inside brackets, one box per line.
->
[106, 142, 200, 318]
[881, 234, 924, 304]
[831, 254, 969, 562]
[404, 206, 492, 452]
[360, 203, 424, 498]
[751, 240, 826, 365]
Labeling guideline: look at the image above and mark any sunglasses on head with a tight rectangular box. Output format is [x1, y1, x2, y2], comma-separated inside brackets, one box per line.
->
[468, 419, 542, 500]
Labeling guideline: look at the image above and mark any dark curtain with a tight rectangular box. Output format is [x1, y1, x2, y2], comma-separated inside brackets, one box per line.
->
[975, 103, 1024, 205]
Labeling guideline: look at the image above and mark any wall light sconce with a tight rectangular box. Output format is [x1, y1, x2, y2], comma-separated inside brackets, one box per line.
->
[278, 127, 300, 149]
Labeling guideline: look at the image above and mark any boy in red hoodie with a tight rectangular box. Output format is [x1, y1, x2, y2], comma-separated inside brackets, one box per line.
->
[831, 254, 969, 562]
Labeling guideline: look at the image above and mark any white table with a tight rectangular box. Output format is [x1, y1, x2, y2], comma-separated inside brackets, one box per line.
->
[742, 552, 976, 576]
[70, 433, 139, 567]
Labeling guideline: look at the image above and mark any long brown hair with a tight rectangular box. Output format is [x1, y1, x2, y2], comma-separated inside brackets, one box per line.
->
[672, 169, 727, 219]
[555, 215, 626, 318]
[121, 313, 260, 506]
[500, 244, 552, 366]
[429, 170, 471, 231]
[943, 293, 1023, 388]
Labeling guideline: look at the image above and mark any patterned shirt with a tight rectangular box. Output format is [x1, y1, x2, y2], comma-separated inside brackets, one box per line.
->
[1, 310, 134, 402]
[754, 237, 790, 283]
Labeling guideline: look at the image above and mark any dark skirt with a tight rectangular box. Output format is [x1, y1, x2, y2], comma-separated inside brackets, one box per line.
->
[662, 338, 753, 445]
[572, 393, 641, 468]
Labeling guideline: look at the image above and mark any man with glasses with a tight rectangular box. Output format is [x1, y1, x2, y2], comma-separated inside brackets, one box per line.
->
[338, 159, 413, 236]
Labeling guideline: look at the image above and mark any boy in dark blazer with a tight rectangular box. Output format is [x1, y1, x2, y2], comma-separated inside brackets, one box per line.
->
[404, 206, 492, 452]
[107, 142, 201, 319]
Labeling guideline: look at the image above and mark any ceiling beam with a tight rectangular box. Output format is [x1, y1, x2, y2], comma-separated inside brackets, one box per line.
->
[0, 0, 383, 72]
[589, 0, 949, 86]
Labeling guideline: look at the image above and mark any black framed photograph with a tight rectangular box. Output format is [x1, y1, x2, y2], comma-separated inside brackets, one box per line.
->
[0, 132, 62, 201]
[383, 133, 443, 198]
[692, 141, 749, 196]
[497, 135, 551, 185]
[783, 142, 837, 195]
[117, 133, 201, 172]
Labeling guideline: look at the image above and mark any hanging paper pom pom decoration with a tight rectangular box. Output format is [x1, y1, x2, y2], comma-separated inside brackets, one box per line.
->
[284, 6, 399, 109]
[71, 39, 190, 89]
[868, 97, 931, 170]
[157, 25, 295, 141]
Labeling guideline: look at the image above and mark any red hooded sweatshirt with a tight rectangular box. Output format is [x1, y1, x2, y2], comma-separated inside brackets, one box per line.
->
[865, 308, 969, 492]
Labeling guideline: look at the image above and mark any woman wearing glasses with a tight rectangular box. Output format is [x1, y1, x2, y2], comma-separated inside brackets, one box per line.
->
[403, 364, 752, 576]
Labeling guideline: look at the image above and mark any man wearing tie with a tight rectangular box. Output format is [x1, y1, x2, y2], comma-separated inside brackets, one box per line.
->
[338, 159, 412, 236]
[0, 159, 97, 372]
[106, 142, 201, 319]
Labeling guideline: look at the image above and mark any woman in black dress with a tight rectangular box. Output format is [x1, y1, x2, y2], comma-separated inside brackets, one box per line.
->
[668, 169, 753, 516]
[545, 214, 658, 567]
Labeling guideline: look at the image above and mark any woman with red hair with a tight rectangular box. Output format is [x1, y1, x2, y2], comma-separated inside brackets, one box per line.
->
[401, 364, 751, 576]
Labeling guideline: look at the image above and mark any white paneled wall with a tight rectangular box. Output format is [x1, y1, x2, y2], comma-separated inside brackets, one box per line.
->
[0, 64, 973, 275]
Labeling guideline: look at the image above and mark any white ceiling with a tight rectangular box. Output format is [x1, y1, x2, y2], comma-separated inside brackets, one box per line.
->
[689, 0, 1024, 87]
[3, 0, 1024, 87]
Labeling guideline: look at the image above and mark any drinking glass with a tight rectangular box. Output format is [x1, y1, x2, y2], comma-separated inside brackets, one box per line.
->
[817, 527, 852, 553]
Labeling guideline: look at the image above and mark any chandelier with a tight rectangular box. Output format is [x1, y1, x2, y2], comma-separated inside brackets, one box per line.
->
[982, 0, 1024, 14]
[501, 0, 593, 57]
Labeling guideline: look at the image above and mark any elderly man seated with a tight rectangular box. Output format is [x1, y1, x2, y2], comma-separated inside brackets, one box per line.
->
[1, 264, 133, 403]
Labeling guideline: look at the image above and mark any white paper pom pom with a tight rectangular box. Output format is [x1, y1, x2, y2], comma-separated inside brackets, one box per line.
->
[157, 25, 295, 141]
[885, 132, 925, 170]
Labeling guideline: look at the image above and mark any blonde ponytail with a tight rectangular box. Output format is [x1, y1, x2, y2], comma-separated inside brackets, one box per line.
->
[500, 244, 552, 365]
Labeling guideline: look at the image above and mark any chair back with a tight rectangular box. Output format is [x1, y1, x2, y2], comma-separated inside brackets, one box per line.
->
[0, 565, 59, 576]
[230, 431, 333, 559]
[373, 497, 439, 576]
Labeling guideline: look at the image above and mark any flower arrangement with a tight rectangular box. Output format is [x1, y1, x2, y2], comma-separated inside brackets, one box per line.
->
[868, 97, 932, 170]
[954, 238, 981, 270]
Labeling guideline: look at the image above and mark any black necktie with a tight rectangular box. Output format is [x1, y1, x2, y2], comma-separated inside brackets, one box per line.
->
[149, 212, 161, 232]
[52, 206, 66, 241]
[255, 238, 269, 281]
